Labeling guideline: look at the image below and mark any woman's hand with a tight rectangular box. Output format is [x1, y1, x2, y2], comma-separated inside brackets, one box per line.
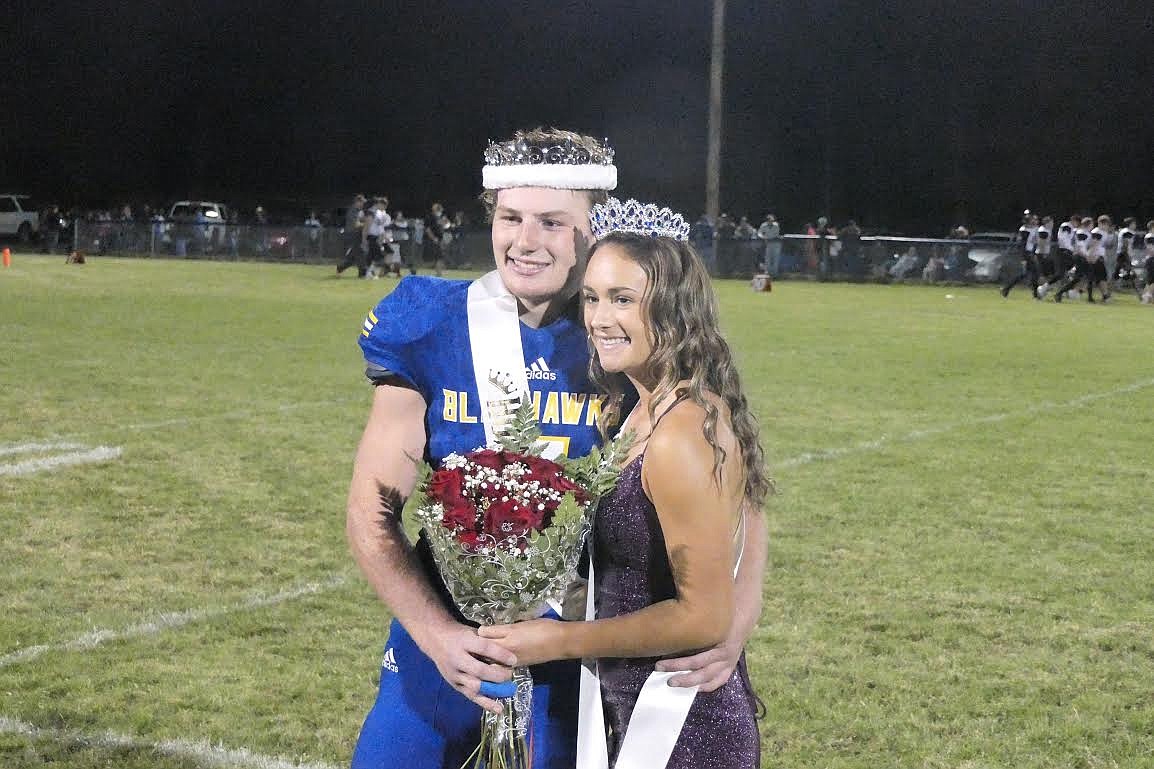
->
[477, 618, 568, 667]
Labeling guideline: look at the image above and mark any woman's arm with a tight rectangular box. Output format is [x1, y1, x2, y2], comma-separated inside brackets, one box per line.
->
[479, 406, 741, 665]
[656, 504, 766, 689]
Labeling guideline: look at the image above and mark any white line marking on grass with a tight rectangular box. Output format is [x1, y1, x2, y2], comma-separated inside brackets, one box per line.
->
[0, 441, 86, 456]
[0, 574, 349, 668]
[0, 716, 342, 769]
[30, 397, 364, 443]
[779, 375, 1154, 468]
[0, 446, 123, 476]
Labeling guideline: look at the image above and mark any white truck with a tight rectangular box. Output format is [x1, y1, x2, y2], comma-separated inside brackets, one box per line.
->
[0, 195, 40, 243]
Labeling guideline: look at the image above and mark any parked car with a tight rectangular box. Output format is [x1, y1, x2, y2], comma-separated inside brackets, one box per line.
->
[168, 201, 230, 251]
[0, 194, 41, 243]
[966, 232, 1017, 282]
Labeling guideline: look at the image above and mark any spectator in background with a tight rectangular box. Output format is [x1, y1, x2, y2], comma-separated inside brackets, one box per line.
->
[838, 219, 863, 278]
[40, 205, 64, 255]
[715, 212, 737, 278]
[115, 204, 135, 253]
[150, 207, 167, 256]
[757, 213, 781, 275]
[338, 194, 367, 276]
[304, 210, 322, 256]
[815, 216, 831, 279]
[226, 210, 240, 259]
[192, 206, 209, 256]
[444, 210, 470, 268]
[689, 214, 715, 273]
[923, 248, 946, 283]
[253, 205, 269, 256]
[803, 222, 818, 273]
[889, 245, 920, 280]
[390, 210, 411, 276]
[734, 215, 759, 276]
[422, 201, 446, 277]
[945, 225, 970, 280]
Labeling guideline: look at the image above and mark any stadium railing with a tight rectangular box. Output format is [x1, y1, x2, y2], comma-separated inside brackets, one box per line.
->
[71, 220, 1035, 285]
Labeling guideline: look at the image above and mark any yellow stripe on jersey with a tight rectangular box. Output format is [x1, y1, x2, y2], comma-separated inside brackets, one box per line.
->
[363, 309, 380, 336]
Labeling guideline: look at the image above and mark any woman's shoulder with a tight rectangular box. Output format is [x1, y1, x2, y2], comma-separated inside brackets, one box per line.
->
[645, 390, 732, 468]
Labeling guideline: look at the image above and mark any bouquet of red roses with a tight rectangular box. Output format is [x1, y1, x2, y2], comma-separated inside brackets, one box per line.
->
[411, 397, 630, 769]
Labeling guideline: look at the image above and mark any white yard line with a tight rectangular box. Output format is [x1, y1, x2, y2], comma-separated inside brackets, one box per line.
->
[84, 397, 360, 434]
[0, 574, 349, 668]
[0, 716, 342, 769]
[0, 441, 86, 457]
[779, 375, 1154, 468]
[0, 446, 123, 476]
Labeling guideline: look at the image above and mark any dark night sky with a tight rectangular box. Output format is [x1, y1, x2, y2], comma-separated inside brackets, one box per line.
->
[5, 0, 1153, 233]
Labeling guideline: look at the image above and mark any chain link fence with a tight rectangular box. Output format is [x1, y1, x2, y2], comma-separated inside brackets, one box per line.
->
[69, 219, 499, 271]
[67, 219, 1152, 288]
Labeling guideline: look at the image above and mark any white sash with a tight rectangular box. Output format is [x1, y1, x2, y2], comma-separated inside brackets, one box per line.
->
[465, 270, 531, 449]
[467, 270, 564, 617]
[577, 509, 747, 769]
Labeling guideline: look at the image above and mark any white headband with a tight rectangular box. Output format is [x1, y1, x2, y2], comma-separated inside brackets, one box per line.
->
[482, 163, 618, 191]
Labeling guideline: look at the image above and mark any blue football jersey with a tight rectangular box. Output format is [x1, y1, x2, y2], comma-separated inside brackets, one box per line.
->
[359, 276, 605, 465]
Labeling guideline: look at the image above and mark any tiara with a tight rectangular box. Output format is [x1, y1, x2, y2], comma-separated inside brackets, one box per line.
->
[482, 136, 617, 190]
[589, 197, 691, 241]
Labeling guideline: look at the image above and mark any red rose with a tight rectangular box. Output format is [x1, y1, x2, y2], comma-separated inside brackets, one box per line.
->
[456, 530, 482, 552]
[428, 469, 477, 531]
[441, 501, 477, 532]
[483, 497, 540, 539]
[468, 449, 509, 471]
[428, 468, 467, 507]
[548, 472, 589, 505]
[520, 454, 565, 479]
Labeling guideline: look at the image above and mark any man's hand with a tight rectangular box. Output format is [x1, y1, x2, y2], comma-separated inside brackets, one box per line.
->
[655, 635, 744, 692]
[419, 622, 519, 715]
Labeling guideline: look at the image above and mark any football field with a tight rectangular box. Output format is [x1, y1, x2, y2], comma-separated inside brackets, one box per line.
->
[2, 254, 1152, 768]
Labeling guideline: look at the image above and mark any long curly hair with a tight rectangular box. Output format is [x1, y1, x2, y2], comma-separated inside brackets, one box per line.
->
[589, 232, 773, 510]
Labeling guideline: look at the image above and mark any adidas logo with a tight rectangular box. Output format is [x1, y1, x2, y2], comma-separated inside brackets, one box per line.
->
[382, 647, 399, 673]
[526, 357, 557, 381]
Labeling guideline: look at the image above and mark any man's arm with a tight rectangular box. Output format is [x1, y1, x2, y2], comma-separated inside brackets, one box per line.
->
[346, 384, 515, 714]
[655, 503, 767, 691]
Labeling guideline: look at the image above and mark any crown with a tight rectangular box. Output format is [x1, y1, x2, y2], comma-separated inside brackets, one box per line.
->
[589, 197, 691, 242]
[482, 136, 617, 190]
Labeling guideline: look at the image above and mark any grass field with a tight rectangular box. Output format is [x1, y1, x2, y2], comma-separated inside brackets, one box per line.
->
[2, 253, 1152, 769]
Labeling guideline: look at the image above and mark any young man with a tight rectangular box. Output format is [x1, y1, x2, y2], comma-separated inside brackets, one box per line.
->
[1086, 215, 1114, 302]
[1054, 217, 1094, 302]
[1115, 217, 1137, 285]
[1001, 213, 1042, 298]
[337, 194, 367, 276]
[361, 197, 393, 279]
[346, 128, 768, 769]
[1141, 223, 1154, 304]
[1037, 214, 1077, 300]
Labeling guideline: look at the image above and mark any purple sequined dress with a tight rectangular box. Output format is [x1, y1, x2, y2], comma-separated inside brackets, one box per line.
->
[593, 454, 761, 769]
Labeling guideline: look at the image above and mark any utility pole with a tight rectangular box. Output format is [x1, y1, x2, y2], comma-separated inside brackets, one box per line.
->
[705, 0, 725, 223]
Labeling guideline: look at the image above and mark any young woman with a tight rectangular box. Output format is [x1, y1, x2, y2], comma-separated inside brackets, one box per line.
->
[481, 205, 771, 769]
